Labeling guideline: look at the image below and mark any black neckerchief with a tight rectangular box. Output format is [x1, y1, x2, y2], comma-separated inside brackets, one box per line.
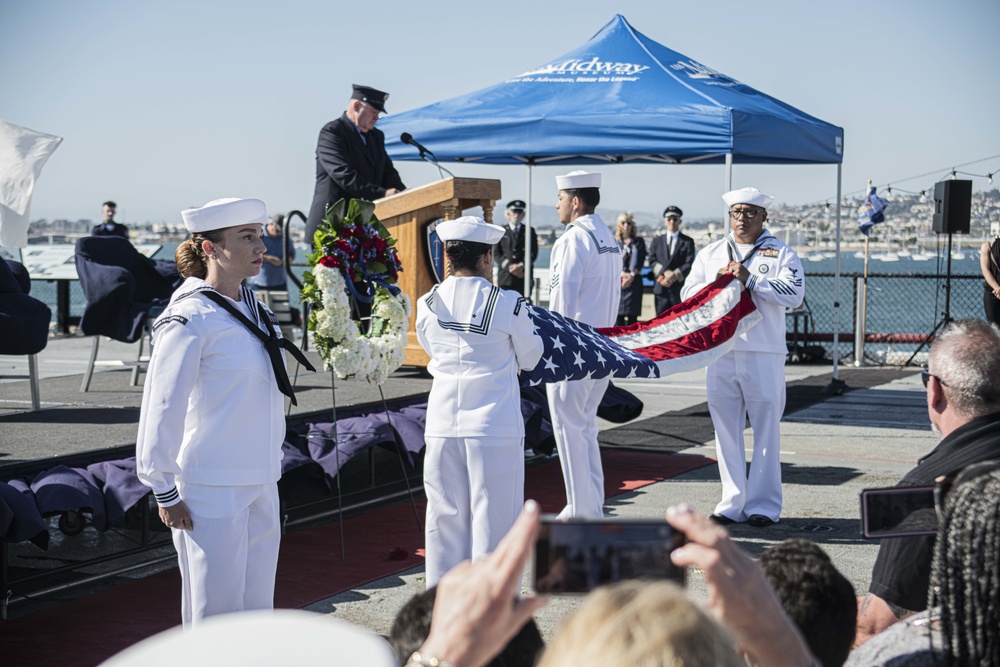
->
[726, 231, 772, 266]
[200, 288, 315, 405]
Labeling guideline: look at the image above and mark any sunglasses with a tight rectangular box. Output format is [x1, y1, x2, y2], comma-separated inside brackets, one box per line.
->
[920, 370, 948, 388]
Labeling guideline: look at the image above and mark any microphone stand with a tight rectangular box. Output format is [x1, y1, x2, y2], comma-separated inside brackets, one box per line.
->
[418, 148, 455, 181]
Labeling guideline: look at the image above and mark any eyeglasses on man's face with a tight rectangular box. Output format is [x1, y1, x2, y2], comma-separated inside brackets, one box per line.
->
[921, 370, 948, 388]
[729, 207, 763, 220]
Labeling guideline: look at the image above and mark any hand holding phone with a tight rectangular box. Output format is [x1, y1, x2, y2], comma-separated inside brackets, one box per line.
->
[532, 516, 686, 594]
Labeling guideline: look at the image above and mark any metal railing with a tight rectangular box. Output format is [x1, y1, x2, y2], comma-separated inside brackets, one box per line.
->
[792, 272, 985, 366]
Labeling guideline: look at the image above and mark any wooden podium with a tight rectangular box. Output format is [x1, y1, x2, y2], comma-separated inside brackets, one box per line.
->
[374, 177, 502, 367]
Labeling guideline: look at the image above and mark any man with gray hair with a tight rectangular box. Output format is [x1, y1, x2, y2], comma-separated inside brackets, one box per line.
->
[855, 318, 1000, 646]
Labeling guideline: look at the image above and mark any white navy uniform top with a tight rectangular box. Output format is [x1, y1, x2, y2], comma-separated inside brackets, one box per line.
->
[136, 277, 286, 508]
[681, 230, 805, 354]
[548, 213, 621, 327]
[416, 276, 544, 438]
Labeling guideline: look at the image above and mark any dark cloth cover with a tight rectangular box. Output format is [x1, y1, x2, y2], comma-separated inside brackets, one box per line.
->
[0, 480, 48, 548]
[30, 465, 108, 531]
[0, 259, 51, 355]
[86, 459, 148, 527]
[868, 411, 1000, 611]
[75, 236, 178, 343]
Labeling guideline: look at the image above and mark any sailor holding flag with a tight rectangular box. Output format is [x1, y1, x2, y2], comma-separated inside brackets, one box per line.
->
[682, 187, 804, 527]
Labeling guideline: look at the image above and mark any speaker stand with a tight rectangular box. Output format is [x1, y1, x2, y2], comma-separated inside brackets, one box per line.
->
[905, 232, 954, 366]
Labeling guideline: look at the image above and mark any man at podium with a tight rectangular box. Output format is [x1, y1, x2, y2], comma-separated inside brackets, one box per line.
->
[305, 84, 406, 246]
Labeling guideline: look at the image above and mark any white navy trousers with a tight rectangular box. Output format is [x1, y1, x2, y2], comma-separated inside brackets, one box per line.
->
[422, 436, 523, 587]
[547, 376, 609, 520]
[171, 481, 281, 627]
[705, 350, 786, 522]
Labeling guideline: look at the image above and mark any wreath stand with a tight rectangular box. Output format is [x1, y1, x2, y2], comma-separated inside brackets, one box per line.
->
[292, 301, 423, 561]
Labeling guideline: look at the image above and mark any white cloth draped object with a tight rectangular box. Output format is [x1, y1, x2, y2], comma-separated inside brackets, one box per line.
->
[0, 119, 63, 248]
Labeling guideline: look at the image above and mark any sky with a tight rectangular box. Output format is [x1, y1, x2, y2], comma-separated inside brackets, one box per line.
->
[2, 0, 999, 226]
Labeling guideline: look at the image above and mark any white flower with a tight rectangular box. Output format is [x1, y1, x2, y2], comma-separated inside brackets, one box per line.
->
[308, 241, 411, 383]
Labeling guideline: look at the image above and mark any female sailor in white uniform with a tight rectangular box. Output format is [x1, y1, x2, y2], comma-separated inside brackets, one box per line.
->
[416, 216, 544, 587]
[136, 197, 306, 626]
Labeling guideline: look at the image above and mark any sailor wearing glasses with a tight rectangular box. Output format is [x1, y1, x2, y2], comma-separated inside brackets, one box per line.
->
[305, 84, 406, 246]
[681, 187, 804, 528]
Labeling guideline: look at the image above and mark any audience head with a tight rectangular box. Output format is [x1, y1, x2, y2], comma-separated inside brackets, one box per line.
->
[930, 461, 1000, 666]
[615, 212, 637, 241]
[267, 214, 285, 236]
[536, 580, 743, 667]
[926, 319, 1000, 432]
[390, 586, 544, 667]
[102, 200, 117, 221]
[759, 539, 856, 667]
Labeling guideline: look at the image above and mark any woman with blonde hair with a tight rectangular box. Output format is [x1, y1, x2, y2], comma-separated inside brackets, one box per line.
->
[538, 580, 743, 667]
[615, 212, 646, 326]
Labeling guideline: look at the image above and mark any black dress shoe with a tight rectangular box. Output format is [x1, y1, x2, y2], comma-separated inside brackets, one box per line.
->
[748, 514, 776, 527]
[709, 513, 737, 526]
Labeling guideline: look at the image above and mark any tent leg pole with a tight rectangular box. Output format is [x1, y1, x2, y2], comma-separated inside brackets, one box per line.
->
[824, 162, 847, 396]
[724, 154, 733, 223]
[525, 163, 533, 300]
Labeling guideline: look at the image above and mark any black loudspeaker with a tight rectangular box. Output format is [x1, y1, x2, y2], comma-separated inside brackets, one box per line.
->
[932, 180, 972, 234]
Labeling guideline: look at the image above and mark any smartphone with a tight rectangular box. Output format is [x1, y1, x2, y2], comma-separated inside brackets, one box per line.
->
[532, 516, 686, 594]
[860, 486, 937, 538]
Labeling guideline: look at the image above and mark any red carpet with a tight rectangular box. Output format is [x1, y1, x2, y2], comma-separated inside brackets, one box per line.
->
[0, 450, 713, 666]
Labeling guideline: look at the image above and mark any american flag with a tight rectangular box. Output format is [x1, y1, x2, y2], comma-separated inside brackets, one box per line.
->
[521, 274, 761, 386]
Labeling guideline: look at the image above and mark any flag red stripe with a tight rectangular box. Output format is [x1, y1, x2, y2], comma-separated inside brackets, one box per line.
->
[632, 291, 757, 361]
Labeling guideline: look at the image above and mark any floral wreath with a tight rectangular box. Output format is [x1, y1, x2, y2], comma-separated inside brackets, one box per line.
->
[301, 199, 411, 384]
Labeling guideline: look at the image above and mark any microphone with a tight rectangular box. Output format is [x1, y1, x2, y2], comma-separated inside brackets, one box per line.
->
[400, 132, 454, 180]
[400, 132, 431, 158]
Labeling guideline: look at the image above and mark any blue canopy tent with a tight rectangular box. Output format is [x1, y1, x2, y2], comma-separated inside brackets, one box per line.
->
[378, 14, 847, 382]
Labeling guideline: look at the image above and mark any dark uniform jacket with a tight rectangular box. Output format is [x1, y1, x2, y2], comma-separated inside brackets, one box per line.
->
[647, 231, 695, 313]
[494, 224, 539, 294]
[305, 113, 405, 244]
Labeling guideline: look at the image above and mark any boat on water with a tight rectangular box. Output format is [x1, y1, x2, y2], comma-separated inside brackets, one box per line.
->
[878, 251, 900, 262]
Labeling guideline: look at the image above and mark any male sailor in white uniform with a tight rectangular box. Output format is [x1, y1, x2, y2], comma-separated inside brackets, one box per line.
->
[681, 187, 804, 527]
[416, 216, 544, 587]
[547, 171, 621, 518]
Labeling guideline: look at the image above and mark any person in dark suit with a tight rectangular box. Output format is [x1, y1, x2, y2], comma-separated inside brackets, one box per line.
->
[494, 199, 538, 297]
[304, 84, 406, 247]
[647, 205, 695, 315]
[90, 200, 129, 239]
